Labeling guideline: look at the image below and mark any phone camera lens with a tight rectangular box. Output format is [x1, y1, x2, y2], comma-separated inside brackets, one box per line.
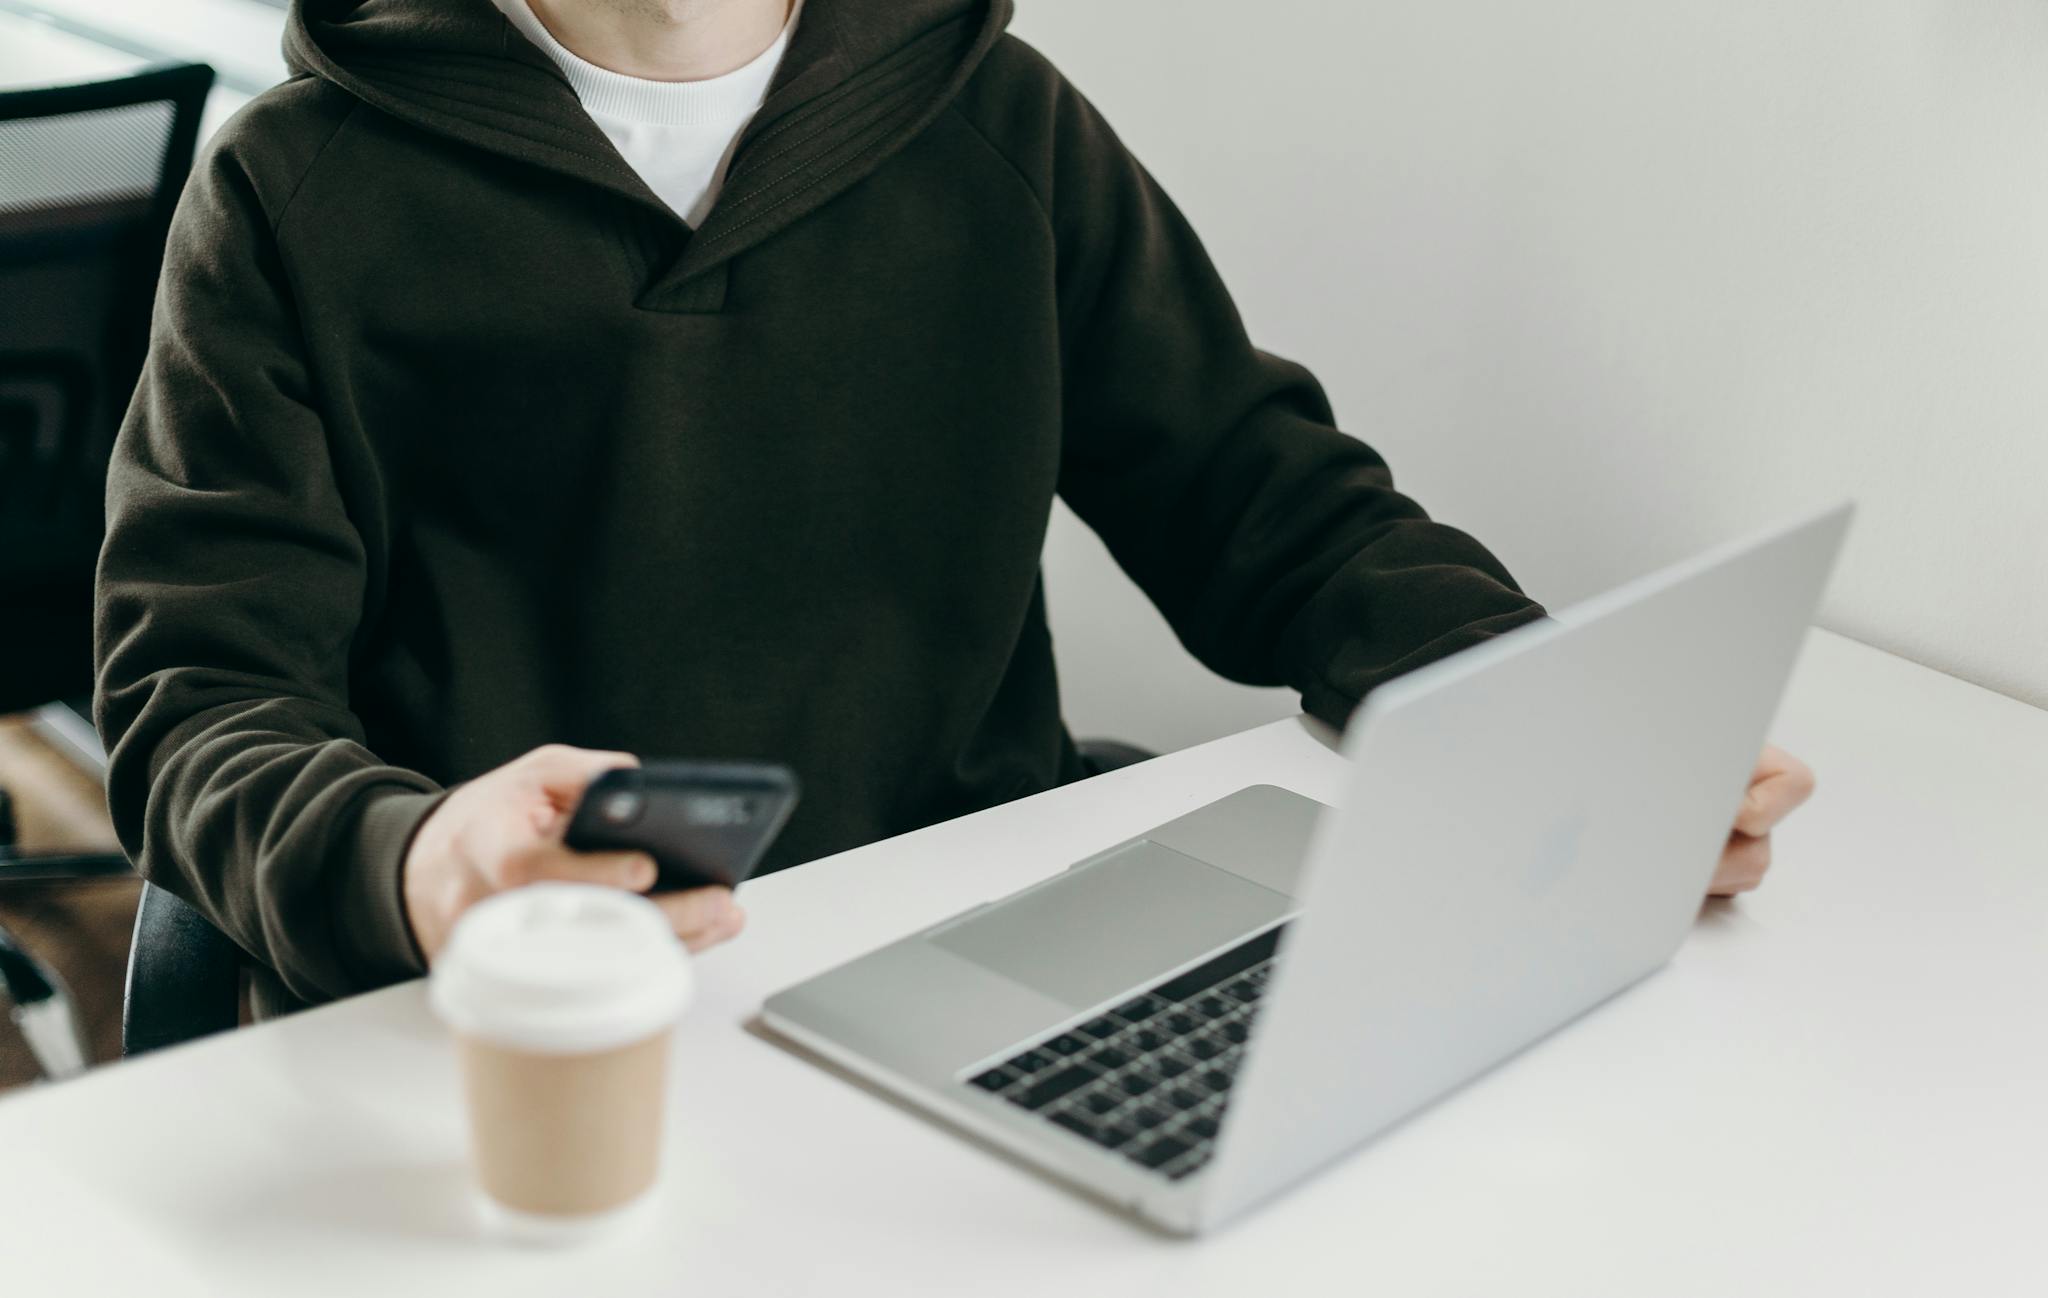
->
[600, 790, 646, 826]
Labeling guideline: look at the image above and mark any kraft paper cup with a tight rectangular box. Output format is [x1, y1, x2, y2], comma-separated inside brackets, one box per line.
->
[430, 884, 692, 1245]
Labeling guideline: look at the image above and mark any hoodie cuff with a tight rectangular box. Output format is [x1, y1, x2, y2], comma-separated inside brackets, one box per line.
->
[1297, 677, 1365, 733]
[1301, 604, 1554, 733]
[335, 786, 447, 987]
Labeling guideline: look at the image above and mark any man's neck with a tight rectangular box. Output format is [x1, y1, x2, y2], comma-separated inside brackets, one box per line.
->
[525, 0, 790, 82]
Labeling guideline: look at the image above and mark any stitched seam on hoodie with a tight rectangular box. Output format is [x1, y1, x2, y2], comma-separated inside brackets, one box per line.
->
[696, 88, 931, 250]
[739, 43, 909, 156]
[717, 70, 926, 212]
[740, 23, 952, 164]
[272, 98, 361, 237]
[347, 64, 633, 173]
[729, 72, 907, 192]
[946, 104, 1048, 226]
[725, 40, 951, 199]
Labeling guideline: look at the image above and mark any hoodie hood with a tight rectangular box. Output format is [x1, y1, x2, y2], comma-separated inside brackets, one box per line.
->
[283, 0, 1009, 294]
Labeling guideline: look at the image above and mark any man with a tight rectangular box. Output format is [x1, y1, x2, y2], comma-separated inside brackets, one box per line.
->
[95, 0, 1812, 1017]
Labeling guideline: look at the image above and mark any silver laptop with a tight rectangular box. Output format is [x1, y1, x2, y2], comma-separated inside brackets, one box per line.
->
[762, 504, 1851, 1235]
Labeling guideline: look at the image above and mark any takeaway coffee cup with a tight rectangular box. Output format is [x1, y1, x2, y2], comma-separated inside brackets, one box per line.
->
[430, 883, 692, 1244]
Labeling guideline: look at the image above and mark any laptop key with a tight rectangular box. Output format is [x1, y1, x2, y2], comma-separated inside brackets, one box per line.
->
[1118, 1072, 1156, 1097]
[1011, 1049, 1051, 1073]
[1165, 1012, 1201, 1035]
[1195, 995, 1231, 1017]
[1200, 1069, 1233, 1092]
[1096, 1123, 1137, 1149]
[1046, 1033, 1089, 1057]
[1188, 1115, 1221, 1140]
[1186, 1037, 1222, 1060]
[1129, 1104, 1169, 1129]
[1079, 1016, 1122, 1040]
[1154, 1055, 1190, 1079]
[1018, 1064, 1095, 1109]
[1223, 979, 1260, 1002]
[969, 1067, 1015, 1092]
[1087, 1046, 1131, 1070]
[1112, 996, 1163, 1023]
[1222, 1021, 1250, 1044]
[1049, 1111, 1099, 1140]
[1168, 1088, 1203, 1110]
[1133, 1028, 1170, 1052]
[1079, 1090, 1122, 1116]
[1135, 1135, 1193, 1169]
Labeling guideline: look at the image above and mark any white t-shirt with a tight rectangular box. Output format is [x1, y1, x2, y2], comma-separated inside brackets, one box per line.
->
[490, 0, 799, 227]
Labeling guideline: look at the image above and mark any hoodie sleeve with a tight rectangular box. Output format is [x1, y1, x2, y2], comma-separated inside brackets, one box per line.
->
[977, 51, 1546, 728]
[94, 125, 441, 1005]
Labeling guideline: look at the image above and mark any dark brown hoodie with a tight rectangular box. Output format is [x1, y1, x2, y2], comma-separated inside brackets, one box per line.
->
[95, 0, 1544, 1013]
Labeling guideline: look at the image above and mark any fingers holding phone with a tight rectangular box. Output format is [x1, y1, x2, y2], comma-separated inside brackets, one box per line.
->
[564, 758, 797, 952]
[654, 887, 746, 952]
[564, 761, 797, 890]
[401, 744, 658, 963]
[401, 747, 792, 962]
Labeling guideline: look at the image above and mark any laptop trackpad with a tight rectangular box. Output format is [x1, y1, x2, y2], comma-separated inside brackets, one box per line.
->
[930, 841, 1292, 1009]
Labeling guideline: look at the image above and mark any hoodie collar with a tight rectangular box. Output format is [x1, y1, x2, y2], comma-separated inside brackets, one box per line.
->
[284, 0, 1010, 307]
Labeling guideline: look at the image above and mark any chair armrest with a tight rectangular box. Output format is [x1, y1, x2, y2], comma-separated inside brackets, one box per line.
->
[0, 852, 134, 882]
[122, 882, 241, 1057]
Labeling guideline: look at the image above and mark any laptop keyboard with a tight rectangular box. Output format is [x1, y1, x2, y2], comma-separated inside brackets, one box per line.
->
[965, 924, 1287, 1181]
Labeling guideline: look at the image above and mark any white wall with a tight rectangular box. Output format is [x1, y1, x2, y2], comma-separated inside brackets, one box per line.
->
[1016, 0, 2048, 752]
[27, 0, 2044, 749]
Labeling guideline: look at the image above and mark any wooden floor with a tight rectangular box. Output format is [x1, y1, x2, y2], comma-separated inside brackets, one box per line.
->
[0, 715, 135, 1093]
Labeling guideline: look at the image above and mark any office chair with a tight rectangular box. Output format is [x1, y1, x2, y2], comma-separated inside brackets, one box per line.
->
[0, 62, 222, 1072]
[1, 62, 213, 716]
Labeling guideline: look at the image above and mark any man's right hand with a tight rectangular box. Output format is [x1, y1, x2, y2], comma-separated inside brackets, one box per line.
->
[401, 744, 745, 963]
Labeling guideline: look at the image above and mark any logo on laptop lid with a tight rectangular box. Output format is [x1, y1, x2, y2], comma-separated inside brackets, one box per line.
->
[1522, 810, 1589, 897]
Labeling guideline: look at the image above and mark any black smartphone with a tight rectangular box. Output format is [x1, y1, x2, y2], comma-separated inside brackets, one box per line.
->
[564, 760, 799, 892]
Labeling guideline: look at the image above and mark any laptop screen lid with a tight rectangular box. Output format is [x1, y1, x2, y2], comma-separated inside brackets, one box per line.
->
[1195, 503, 1852, 1232]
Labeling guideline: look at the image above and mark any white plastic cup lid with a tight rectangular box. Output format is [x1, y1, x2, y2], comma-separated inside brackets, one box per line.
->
[429, 884, 692, 1054]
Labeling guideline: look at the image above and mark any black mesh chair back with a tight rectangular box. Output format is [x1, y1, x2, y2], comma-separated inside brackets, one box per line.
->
[0, 63, 213, 714]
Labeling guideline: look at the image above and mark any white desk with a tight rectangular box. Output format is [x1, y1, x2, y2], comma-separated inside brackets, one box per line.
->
[1, 628, 2044, 1295]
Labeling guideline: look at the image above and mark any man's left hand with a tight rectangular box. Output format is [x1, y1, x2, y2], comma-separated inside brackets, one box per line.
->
[1709, 744, 1816, 896]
